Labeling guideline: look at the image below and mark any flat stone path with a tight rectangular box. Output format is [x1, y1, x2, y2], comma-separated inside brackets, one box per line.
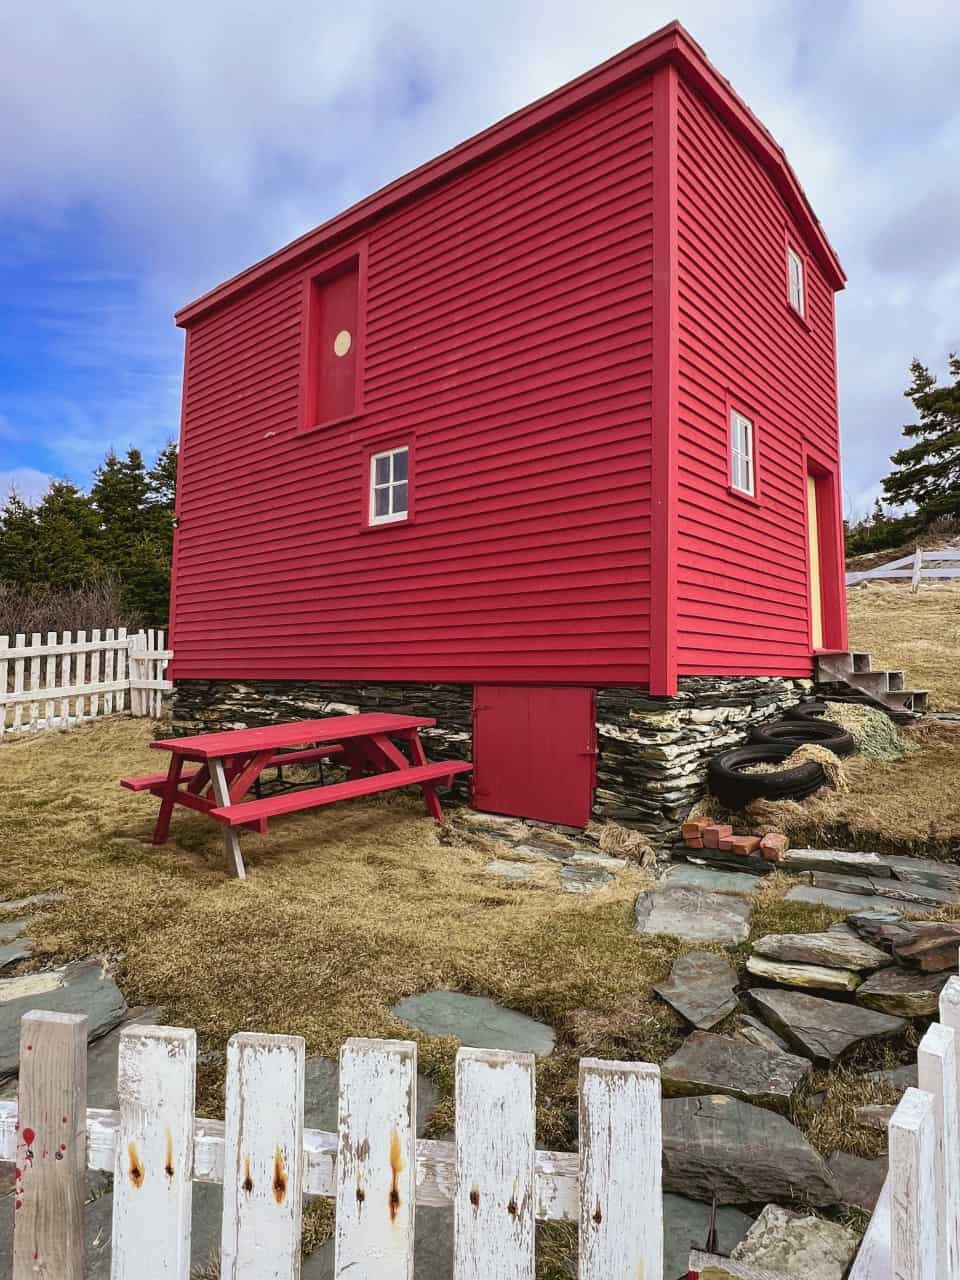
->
[635, 884, 751, 945]
[392, 992, 555, 1056]
[654, 951, 740, 1030]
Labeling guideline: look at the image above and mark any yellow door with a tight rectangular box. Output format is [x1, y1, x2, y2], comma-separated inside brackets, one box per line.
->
[807, 473, 823, 649]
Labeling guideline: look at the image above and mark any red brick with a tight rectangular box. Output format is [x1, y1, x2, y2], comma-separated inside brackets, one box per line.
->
[684, 835, 705, 849]
[760, 832, 789, 862]
[681, 817, 711, 838]
[702, 823, 733, 849]
[727, 835, 762, 856]
[717, 835, 736, 851]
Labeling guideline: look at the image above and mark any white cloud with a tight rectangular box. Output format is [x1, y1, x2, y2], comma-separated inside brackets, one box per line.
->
[0, 467, 54, 504]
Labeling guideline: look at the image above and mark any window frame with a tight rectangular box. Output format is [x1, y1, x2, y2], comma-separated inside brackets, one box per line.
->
[297, 239, 368, 437]
[786, 244, 806, 320]
[363, 440, 414, 529]
[728, 404, 757, 500]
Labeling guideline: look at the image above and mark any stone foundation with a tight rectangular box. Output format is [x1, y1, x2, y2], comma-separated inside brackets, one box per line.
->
[170, 674, 811, 843]
[594, 676, 812, 843]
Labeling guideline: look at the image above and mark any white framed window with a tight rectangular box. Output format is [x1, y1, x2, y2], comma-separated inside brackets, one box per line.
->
[369, 446, 409, 525]
[787, 247, 805, 317]
[730, 408, 755, 496]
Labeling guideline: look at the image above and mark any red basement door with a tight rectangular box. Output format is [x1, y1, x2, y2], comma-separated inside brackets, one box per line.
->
[472, 686, 596, 828]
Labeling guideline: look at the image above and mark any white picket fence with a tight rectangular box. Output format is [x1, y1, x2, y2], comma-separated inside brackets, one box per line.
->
[0, 1012, 662, 1279]
[0, 628, 172, 735]
[849, 972, 960, 1279]
[846, 547, 960, 589]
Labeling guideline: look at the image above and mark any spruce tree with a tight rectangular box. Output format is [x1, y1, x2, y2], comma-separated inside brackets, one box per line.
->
[883, 356, 960, 521]
[0, 493, 40, 586]
[32, 483, 102, 589]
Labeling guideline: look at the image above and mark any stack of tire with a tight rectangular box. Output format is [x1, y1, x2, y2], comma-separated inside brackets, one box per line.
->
[707, 701, 855, 811]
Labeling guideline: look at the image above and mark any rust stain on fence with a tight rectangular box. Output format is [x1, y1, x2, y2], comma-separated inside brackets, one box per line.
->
[242, 1155, 253, 1194]
[273, 1148, 287, 1204]
[164, 1129, 175, 1179]
[128, 1142, 144, 1189]
[389, 1127, 404, 1222]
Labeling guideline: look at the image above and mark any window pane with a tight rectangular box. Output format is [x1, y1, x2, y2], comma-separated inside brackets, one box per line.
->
[392, 481, 408, 515]
[374, 455, 391, 485]
[392, 448, 409, 482]
[374, 487, 390, 517]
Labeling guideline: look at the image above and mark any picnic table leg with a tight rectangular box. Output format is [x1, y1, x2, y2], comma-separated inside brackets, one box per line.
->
[209, 758, 246, 880]
[152, 755, 184, 846]
[405, 730, 444, 821]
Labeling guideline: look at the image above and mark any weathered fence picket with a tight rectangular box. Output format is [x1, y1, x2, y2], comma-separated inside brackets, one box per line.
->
[0, 1013, 664, 1279]
[0, 628, 169, 733]
[846, 547, 960, 588]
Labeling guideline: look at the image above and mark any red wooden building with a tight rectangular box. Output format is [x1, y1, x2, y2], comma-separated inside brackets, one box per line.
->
[168, 22, 847, 833]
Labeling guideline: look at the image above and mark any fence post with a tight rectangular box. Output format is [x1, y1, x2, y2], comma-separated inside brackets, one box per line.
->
[911, 546, 924, 592]
[12, 1010, 88, 1280]
[454, 1048, 536, 1279]
[335, 1038, 417, 1279]
[889, 1087, 937, 1280]
[918, 1022, 960, 1280]
[578, 1059, 662, 1280]
[112, 1024, 197, 1279]
[221, 1032, 305, 1279]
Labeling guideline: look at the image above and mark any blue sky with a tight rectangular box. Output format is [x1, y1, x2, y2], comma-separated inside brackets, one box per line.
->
[2, 0, 958, 516]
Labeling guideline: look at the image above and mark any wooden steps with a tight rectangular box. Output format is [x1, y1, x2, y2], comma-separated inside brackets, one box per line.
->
[815, 651, 928, 720]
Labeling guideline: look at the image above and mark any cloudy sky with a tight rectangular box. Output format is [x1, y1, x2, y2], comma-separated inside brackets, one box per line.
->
[1, 0, 958, 515]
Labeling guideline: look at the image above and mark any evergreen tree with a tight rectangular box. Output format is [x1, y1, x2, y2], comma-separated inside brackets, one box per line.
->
[0, 493, 40, 586]
[883, 356, 960, 520]
[91, 448, 150, 568]
[31, 482, 102, 589]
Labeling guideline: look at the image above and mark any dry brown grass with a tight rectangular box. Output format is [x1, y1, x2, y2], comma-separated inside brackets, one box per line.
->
[847, 579, 960, 711]
[0, 718, 686, 1143]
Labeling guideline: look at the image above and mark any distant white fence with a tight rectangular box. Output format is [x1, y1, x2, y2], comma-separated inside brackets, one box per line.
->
[0, 628, 172, 735]
[849, 973, 960, 1280]
[847, 547, 960, 590]
[0, 1013, 662, 1279]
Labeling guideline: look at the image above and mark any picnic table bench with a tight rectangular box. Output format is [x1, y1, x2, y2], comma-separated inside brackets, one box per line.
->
[120, 714, 472, 879]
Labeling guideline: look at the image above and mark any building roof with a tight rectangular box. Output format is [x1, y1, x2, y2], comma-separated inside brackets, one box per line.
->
[176, 21, 845, 327]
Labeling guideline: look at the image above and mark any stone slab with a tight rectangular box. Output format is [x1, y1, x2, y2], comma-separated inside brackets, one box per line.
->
[730, 1203, 860, 1279]
[0, 920, 28, 946]
[654, 951, 740, 1031]
[392, 991, 555, 1056]
[734, 1014, 791, 1055]
[0, 959, 127, 1079]
[784, 886, 917, 915]
[781, 848, 891, 877]
[0, 940, 31, 971]
[749, 988, 907, 1066]
[856, 967, 949, 1017]
[855, 1104, 895, 1131]
[862, 1063, 918, 1093]
[827, 1151, 888, 1212]
[811, 870, 960, 909]
[482, 859, 540, 882]
[751, 925, 890, 972]
[664, 864, 763, 896]
[662, 1094, 838, 1206]
[660, 1031, 810, 1112]
[0, 893, 59, 914]
[635, 885, 751, 946]
[746, 955, 860, 992]
[558, 864, 613, 893]
[664, 1194, 754, 1280]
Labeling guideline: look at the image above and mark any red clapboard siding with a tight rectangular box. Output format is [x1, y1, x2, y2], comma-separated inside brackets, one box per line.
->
[671, 75, 846, 679]
[170, 80, 656, 685]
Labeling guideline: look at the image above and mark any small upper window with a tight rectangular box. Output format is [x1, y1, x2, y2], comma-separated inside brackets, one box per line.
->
[369, 446, 409, 525]
[787, 247, 805, 317]
[730, 409, 755, 496]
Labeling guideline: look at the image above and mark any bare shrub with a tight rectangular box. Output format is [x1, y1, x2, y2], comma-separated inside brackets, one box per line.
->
[0, 580, 144, 637]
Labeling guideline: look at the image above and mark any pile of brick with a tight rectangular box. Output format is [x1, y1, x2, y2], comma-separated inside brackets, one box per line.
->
[681, 815, 788, 864]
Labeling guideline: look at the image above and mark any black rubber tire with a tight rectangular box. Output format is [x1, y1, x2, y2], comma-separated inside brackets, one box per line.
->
[707, 742, 826, 810]
[785, 701, 829, 722]
[748, 719, 856, 757]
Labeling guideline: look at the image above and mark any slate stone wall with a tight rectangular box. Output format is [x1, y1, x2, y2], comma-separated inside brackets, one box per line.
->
[595, 676, 812, 841]
[170, 675, 811, 841]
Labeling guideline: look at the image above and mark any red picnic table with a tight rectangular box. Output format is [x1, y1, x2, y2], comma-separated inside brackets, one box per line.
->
[120, 714, 472, 879]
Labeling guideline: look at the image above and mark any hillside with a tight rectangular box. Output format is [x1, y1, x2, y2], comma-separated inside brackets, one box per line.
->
[846, 579, 960, 711]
